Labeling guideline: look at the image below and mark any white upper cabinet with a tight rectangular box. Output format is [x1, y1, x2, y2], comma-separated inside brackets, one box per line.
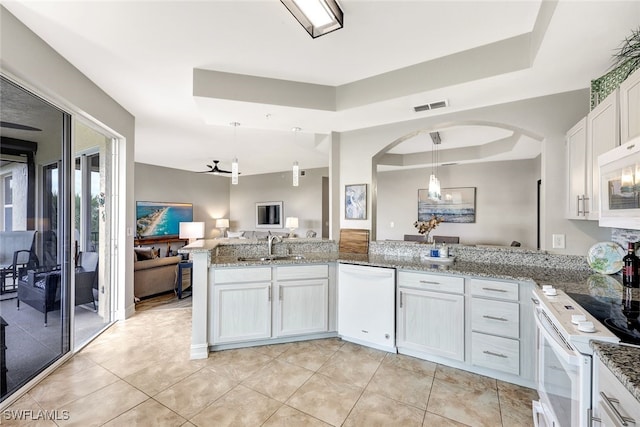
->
[587, 89, 620, 220]
[566, 117, 589, 219]
[620, 66, 640, 144]
[566, 89, 620, 220]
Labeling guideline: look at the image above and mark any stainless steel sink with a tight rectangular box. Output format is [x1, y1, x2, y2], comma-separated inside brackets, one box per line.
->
[237, 254, 305, 262]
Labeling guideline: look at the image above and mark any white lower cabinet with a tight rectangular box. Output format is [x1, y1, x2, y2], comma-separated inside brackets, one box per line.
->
[211, 264, 330, 346]
[397, 271, 465, 361]
[592, 352, 640, 426]
[276, 278, 328, 337]
[213, 282, 272, 344]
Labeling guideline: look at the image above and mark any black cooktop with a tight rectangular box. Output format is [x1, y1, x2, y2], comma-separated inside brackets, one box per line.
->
[568, 287, 640, 345]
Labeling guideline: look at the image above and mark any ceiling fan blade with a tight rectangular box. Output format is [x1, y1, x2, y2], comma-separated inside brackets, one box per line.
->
[0, 121, 42, 131]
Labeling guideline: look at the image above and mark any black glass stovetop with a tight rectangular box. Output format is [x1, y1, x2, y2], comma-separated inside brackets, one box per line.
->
[567, 287, 640, 345]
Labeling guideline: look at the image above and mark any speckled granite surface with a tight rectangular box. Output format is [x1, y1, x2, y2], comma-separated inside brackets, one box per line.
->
[591, 341, 640, 404]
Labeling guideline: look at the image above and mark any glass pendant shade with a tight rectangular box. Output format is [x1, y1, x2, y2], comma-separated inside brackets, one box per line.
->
[428, 174, 441, 200]
[231, 158, 238, 185]
[293, 161, 299, 186]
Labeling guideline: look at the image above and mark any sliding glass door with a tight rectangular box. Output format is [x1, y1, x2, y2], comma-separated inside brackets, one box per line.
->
[0, 76, 71, 402]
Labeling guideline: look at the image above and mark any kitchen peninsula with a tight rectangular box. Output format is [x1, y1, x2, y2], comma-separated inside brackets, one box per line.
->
[179, 237, 636, 391]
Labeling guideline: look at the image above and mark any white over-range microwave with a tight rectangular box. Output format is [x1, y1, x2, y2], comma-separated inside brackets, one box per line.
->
[598, 135, 640, 229]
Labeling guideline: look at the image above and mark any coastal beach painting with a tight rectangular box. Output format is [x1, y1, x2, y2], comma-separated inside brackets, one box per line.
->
[418, 187, 476, 223]
[136, 201, 193, 238]
[345, 184, 367, 220]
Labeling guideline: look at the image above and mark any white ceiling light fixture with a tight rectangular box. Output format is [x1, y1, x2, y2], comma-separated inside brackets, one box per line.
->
[280, 0, 344, 38]
[428, 132, 442, 201]
[231, 122, 240, 185]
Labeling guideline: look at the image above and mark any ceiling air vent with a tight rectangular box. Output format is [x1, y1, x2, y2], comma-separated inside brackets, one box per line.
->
[413, 99, 449, 113]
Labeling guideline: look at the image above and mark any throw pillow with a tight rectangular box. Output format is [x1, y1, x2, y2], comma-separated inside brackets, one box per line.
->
[134, 247, 156, 261]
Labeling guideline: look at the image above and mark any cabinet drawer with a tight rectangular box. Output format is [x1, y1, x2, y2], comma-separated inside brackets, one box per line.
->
[214, 267, 272, 284]
[398, 271, 464, 294]
[471, 332, 519, 375]
[469, 279, 518, 301]
[471, 298, 519, 339]
[276, 264, 328, 281]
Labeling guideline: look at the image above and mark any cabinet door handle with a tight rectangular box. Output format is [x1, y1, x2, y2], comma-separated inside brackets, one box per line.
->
[578, 195, 583, 216]
[483, 315, 508, 322]
[268, 286, 271, 302]
[482, 287, 507, 293]
[531, 297, 540, 305]
[483, 350, 507, 358]
[399, 291, 403, 308]
[627, 144, 635, 150]
[419, 280, 441, 285]
[279, 287, 283, 301]
[600, 392, 635, 426]
[588, 408, 601, 425]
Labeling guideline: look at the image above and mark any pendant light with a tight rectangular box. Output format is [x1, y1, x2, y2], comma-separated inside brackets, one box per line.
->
[231, 122, 240, 185]
[292, 127, 301, 187]
[428, 132, 442, 200]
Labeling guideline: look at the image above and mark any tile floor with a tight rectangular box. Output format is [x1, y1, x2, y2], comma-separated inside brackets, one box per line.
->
[3, 301, 538, 426]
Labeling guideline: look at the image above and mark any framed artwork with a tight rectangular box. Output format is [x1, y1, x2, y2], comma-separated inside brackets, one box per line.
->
[418, 187, 476, 223]
[345, 184, 367, 220]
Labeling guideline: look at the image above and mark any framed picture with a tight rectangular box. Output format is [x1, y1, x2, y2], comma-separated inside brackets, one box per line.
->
[418, 187, 476, 223]
[255, 201, 284, 228]
[345, 184, 367, 220]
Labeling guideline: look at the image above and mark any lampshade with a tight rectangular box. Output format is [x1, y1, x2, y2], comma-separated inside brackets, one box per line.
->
[285, 217, 299, 229]
[179, 222, 205, 240]
[280, 0, 344, 38]
[215, 218, 229, 229]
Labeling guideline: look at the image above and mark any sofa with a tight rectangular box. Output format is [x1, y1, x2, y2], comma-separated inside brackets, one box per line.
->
[133, 247, 181, 299]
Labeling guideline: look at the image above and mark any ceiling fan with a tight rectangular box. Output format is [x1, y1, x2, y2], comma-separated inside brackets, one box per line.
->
[0, 121, 42, 131]
[197, 160, 239, 175]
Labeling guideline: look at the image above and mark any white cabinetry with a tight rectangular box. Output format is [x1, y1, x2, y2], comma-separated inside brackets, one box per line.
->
[212, 267, 272, 344]
[470, 279, 520, 376]
[567, 117, 589, 219]
[566, 90, 620, 220]
[592, 352, 640, 426]
[397, 271, 465, 361]
[338, 264, 395, 352]
[620, 67, 640, 144]
[275, 265, 328, 337]
[211, 264, 331, 346]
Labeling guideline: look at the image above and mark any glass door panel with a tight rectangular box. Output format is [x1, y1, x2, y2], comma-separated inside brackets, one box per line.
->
[0, 76, 71, 402]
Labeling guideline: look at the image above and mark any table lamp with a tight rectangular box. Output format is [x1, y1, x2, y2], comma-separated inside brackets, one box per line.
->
[179, 222, 204, 244]
[215, 218, 229, 237]
[285, 217, 299, 238]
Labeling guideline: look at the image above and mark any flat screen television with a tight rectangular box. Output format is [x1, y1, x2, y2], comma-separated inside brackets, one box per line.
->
[136, 201, 193, 238]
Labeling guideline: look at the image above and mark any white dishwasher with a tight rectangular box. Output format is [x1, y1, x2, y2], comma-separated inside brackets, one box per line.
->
[338, 263, 396, 352]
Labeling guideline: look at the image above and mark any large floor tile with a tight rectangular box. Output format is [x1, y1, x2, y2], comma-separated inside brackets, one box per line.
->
[54, 380, 148, 427]
[242, 359, 314, 402]
[189, 385, 281, 427]
[427, 378, 502, 427]
[434, 364, 497, 391]
[343, 390, 425, 427]
[366, 362, 433, 409]
[204, 347, 273, 382]
[497, 381, 537, 427]
[279, 340, 337, 371]
[317, 346, 383, 388]
[423, 412, 469, 426]
[382, 352, 437, 377]
[102, 399, 186, 426]
[287, 373, 363, 426]
[154, 367, 237, 420]
[123, 357, 206, 396]
[262, 405, 332, 427]
[27, 355, 120, 408]
[1, 393, 58, 427]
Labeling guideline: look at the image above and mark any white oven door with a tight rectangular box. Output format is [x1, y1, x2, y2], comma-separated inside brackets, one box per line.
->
[535, 307, 591, 427]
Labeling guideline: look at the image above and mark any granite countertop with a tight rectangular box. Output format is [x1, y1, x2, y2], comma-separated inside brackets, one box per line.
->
[591, 341, 640, 404]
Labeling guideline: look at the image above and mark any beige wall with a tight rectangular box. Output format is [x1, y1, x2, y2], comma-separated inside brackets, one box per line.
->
[377, 159, 540, 248]
[1, 5, 136, 318]
[134, 162, 231, 239]
[230, 167, 328, 237]
[339, 90, 613, 255]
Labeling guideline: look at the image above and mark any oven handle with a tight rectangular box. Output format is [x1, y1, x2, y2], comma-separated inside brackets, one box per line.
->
[533, 306, 580, 366]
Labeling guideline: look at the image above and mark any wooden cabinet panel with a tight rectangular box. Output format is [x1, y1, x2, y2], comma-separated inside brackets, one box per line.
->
[620, 67, 640, 143]
[276, 279, 328, 337]
[471, 332, 519, 375]
[212, 282, 272, 344]
[398, 270, 464, 294]
[471, 298, 519, 339]
[469, 278, 518, 301]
